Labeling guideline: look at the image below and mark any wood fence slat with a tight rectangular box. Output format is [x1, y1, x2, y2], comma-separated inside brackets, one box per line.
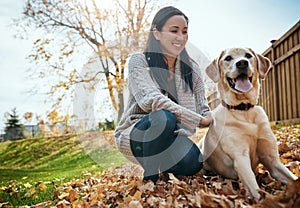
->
[283, 62, 288, 120]
[288, 38, 294, 118]
[284, 39, 288, 55]
[284, 59, 292, 119]
[269, 69, 275, 120]
[266, 70, 271, 118]
[271, 48, 278, 121]
[289, 35, 293, 51]
[298, 28, 300, 45]
[279, 44, 283, 58]
[295, 52, 300, 118]
[290, 55, 297, 118]
[279, 64, 285, 120]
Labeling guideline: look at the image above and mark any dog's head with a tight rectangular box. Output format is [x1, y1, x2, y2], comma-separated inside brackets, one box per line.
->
[206, 48, 272, 105]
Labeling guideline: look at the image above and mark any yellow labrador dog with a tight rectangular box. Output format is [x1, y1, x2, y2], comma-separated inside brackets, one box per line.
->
[198, 48, 298, 200]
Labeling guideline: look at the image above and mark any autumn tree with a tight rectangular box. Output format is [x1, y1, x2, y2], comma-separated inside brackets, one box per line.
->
[19, 0, 170, 122]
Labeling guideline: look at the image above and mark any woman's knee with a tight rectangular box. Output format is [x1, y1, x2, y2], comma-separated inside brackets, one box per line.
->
[144, 110, 177, 141]
[185, 145, 203, 175]
[130, 110, 177, 157]
[150, 110, 176, 128]
[169, 144, 203, 176]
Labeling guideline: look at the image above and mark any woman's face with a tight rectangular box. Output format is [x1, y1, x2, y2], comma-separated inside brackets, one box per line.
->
[154, 15, 188, 57]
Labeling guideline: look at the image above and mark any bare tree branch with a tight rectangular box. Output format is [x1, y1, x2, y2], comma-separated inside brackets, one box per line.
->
[20, 0, 171, 121]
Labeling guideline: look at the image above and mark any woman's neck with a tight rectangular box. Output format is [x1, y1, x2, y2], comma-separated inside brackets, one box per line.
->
[163, 54, 177, 73]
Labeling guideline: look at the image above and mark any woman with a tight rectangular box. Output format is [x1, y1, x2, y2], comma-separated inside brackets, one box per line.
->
[114, 6, 212, 182]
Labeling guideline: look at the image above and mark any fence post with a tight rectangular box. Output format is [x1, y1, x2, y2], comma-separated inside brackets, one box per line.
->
[271, 40, 279, 122]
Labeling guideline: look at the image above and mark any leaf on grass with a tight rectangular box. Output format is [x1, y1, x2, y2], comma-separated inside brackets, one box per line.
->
[38, 182, 47, 192]
[24, 182, 32, 189]
[58, 192, 69, 200]
[24, 188, 37, 198]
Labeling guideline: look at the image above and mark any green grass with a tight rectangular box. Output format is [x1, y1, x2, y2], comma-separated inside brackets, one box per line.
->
[0, 133, 127, 206]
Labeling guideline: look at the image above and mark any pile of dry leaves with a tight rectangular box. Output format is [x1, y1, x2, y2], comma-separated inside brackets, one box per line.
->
[35, 125, 299, 208]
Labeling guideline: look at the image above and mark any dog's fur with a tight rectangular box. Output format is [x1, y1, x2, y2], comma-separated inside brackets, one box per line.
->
[198, 48, 298, 200]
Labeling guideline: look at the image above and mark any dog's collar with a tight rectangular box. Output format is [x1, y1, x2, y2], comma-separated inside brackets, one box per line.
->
[221, 100, 255, 111]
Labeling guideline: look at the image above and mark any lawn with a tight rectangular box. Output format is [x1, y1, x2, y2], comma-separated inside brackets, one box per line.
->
[0, 131, 127, 207]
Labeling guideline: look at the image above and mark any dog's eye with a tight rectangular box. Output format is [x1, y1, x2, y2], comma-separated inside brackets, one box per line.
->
[245, 53, 253, 59]
[224, 56, 232, 61]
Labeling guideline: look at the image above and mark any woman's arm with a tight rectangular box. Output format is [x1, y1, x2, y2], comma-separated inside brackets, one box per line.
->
[192, 63, 213, 127]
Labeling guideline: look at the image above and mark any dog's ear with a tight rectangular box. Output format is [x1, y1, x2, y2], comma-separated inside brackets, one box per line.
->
[249, 48, 272, 79]
[257, 53, 272, 79]
[205, 59, 220, 83]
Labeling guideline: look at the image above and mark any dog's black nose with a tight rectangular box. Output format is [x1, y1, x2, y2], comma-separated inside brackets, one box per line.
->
[236, 59, 248, 69]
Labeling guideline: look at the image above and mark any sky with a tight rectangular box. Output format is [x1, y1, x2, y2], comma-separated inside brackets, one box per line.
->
[0, 0, 300, 132]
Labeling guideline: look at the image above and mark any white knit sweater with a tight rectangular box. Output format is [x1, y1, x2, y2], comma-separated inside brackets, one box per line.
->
[114, 52, 211, 163]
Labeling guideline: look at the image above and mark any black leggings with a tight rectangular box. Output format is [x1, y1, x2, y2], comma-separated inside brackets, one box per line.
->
[130, 110, 203, 182]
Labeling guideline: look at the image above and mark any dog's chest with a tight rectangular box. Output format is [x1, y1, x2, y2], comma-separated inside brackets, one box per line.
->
[214, 108, 260, 156]
[214, 107, 259, 137]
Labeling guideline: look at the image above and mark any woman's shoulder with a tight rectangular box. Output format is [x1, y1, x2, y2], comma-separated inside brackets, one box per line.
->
[128, 52, 148, 70]
[189, 58, 208, 84]
[129, 52, 146, 61]
[190, 59, 202, 77]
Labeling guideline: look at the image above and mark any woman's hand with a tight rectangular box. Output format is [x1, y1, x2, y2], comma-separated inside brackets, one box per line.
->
[199, 114, 213, 127]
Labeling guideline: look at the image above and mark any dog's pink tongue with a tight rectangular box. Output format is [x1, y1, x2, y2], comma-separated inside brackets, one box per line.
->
[235, 77, 253, 93]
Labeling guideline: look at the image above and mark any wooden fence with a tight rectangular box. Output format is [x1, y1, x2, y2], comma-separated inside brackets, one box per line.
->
[259, 20, 300, 123]
[207, 20, 300, 123]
